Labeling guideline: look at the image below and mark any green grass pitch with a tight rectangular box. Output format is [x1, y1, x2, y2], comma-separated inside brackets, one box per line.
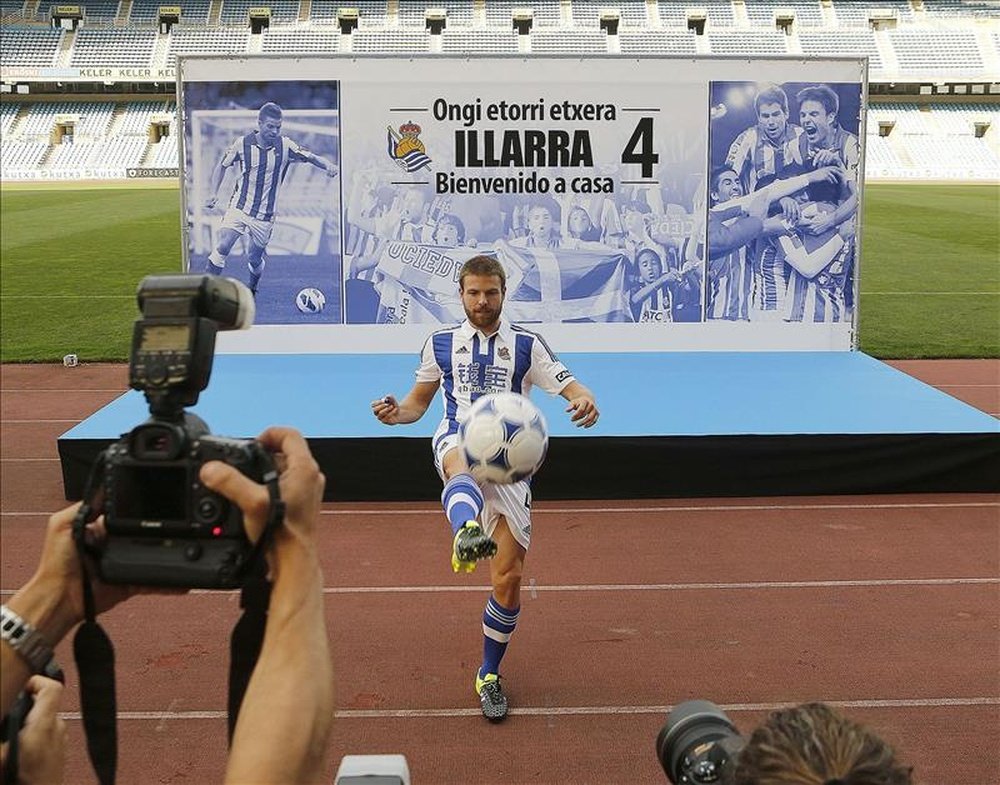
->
[1, 182, 997, 361]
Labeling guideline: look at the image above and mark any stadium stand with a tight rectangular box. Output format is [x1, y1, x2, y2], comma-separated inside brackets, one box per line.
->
[658, 0, 734, 28]
[0, 26, 63, 67]
[530, 28, 608, 53]
[441, 29, 519, 54]
[69, 29, 157, 67]
[572, 1, 648, 29]
[708, 30, 789, 54]
[398, 2, 474, 28]
[485, 0, 563, 28]
[219, 0, 299, 26]
[618, 29, 697, 54]
[888, 30, 984, 76]
[799, 30, 883, 72]
[166, 27, 248, 65]
[350, 28, 430, 53]
[42, 0, 120, 23]
[832, 0, 914, 27]
[260, 27, 340, 53]
[745, 0, 825, 28]
[0, 0, 997, 182]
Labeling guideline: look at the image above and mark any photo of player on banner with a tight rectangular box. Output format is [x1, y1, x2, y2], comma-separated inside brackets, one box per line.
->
[343, 86, 705, 326]
[707, 80, 861, 325]
[182, 79, 342, 324]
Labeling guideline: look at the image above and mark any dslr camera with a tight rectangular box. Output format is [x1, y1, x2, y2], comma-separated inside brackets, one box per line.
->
[88, 274, 276, 589]
[656, 700, 746, 784]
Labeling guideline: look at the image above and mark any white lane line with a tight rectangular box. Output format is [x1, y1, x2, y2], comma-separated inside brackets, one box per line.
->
[317, 578, 999, 595]
[5, 577, 995, 598]
[3, 501, 998, 518]
[56, 696, 1000, 722]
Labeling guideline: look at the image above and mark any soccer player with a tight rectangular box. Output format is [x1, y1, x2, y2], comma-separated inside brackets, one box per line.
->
[795, 85, 859, 236]
[371, 255, 599, 722]
[203, 102, 338, 295]
[725, 83, 805, 194]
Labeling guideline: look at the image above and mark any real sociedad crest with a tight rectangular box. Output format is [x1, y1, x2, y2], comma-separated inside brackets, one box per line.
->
[387, 121, 432, 172]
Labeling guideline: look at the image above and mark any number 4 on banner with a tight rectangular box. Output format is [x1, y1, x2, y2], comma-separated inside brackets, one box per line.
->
[621, 117, 659, 179]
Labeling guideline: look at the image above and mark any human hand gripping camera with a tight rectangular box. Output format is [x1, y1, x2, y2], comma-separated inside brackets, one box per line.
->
[1, 275, 333, 785]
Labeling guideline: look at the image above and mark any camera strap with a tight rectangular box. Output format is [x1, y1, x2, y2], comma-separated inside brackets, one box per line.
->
[72, 451, 118, 785]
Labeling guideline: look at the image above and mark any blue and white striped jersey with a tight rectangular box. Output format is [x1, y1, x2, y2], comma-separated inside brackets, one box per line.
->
[725, 124, 805, 193]
[415, 319, 575, 448]
[222, 133, 309, 221]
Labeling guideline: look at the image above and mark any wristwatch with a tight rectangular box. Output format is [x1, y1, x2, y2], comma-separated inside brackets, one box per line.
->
[1, 604, 55, 674]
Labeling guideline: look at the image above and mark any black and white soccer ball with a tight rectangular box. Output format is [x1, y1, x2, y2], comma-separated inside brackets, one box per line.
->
[460, 392, 549, 485]
[295, 287, 326, 314]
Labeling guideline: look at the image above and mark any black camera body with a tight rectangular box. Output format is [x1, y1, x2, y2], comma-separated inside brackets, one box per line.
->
[90, 274, 268, 590]
[100, 421, 274, 589]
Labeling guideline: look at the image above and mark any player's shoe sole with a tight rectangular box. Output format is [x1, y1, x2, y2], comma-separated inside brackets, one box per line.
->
[451, 522, 497, 573]
[475, 672, 508, 722]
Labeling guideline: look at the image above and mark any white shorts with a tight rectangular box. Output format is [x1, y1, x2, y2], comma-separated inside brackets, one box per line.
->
[434, 434, 533, 551]
[221, 208, 273, 249]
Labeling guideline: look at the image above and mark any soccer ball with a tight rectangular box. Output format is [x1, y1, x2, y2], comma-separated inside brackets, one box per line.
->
[460, 392, 549, 485]
[295, 287, 326, 314]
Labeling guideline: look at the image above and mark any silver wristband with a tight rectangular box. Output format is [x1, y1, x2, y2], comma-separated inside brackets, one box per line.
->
[1, 604, 55, 674]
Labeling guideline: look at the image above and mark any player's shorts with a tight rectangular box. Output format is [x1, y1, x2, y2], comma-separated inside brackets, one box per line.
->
[434, 434, 533, 551]
[221, 208, 274, 249]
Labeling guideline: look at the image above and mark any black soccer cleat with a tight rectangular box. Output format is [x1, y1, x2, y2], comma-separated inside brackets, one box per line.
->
[476, 673, 508, 722]
[451, 521, 497, 573]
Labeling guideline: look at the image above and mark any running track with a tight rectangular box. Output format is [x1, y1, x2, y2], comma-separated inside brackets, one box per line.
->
[1, 360, 998, 785]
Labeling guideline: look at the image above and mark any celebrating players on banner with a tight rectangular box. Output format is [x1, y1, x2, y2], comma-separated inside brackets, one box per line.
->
[709, 80, 861, 324]
[183, 80, 342, 324]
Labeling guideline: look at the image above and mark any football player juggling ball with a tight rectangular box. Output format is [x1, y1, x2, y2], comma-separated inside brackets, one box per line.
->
[370, 254, 598, 722]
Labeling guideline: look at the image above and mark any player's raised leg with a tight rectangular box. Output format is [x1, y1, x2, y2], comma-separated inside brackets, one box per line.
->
[246, 247, 267, 296]
[476, 515, 525, 722]
[207, 225, 241, 276]
[440, 446, 496, 573]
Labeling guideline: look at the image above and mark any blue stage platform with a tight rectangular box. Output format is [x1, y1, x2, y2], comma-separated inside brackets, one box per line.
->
[58, 352, 1000, 501]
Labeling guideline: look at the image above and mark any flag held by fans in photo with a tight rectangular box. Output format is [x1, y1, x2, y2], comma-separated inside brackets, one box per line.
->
[372, 240, 631, 324]
[495, 241, 632, 323]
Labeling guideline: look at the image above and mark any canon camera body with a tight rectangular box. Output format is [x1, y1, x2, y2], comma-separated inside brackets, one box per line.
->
[92, 274, 271, 589]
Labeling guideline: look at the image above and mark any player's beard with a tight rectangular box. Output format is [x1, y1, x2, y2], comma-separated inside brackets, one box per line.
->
[466, 302, 502, 333]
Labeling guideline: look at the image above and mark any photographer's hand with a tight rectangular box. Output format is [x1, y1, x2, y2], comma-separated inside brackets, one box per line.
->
[2, 505, 157, 715]
[199, 427, 333, 785]
[0, 675, 67, 785]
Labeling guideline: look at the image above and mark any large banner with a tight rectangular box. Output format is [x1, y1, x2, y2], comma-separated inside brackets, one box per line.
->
[178, 56, 865, 352]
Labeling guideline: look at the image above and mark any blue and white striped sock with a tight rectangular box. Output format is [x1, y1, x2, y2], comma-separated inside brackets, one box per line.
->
[441, 473, 484, 537]
[480, 596, 520, 678]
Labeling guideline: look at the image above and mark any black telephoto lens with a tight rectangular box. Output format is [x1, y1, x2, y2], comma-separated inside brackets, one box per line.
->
[656, 700, 741, 784]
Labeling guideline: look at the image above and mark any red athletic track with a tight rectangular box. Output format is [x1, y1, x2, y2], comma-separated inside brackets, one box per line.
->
[1, 361, 998, 785]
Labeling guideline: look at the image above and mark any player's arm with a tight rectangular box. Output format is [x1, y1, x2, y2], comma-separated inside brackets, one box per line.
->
[801, 180, 857, 236]
[371, 381, 439, 425]
[206, 143, 239, 209]
[288, 139, 338, 178]
[777, 231, 846, 279]
[559, 380, 599, 429]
